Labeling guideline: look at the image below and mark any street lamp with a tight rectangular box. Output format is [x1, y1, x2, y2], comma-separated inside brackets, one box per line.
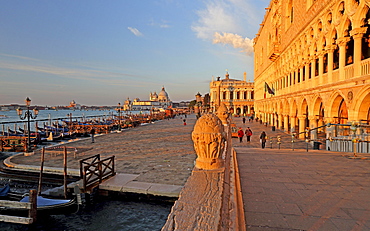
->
[116, 103, 123, 131]
[16, 97, 39, 152]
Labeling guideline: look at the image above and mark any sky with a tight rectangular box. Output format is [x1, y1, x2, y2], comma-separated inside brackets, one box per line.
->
[0, 0, 269, 106]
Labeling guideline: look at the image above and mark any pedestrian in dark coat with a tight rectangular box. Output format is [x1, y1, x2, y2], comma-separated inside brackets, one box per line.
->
[260, 131, 267, 149]
[90, 128, 95, 143]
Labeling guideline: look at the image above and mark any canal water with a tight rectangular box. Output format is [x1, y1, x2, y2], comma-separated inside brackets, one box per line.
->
[0, 199, 172, 231]
[0, 109, 173, 230]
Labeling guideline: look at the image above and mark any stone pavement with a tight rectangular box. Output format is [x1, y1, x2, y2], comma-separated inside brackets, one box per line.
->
[230, 116, 309, 150]
[4, 114, 197, 189]
[232, 117, 370, 230]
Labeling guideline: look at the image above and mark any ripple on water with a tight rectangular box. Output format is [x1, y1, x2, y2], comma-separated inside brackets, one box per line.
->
[0, 199, 173, 231]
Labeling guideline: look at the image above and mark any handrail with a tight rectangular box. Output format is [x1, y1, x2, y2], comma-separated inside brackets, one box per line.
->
[80, 154, 115, 191]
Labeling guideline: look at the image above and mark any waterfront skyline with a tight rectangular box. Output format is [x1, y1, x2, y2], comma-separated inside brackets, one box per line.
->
[0, 0, 269, 106]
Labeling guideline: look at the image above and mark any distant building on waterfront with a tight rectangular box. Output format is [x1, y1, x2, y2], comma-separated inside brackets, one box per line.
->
[209, 72, 254, 116]
[254, 0, 370, 146]
[68, 100, 81, 110]
[124, 86, 172, 111]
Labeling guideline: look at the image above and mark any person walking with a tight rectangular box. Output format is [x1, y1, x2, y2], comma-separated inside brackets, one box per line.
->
[237, 128, 244, 143]
[90, 127, 95, 143]
[260, 131, 267, 149]
[242, 117, 246, 124]
[245, 127, 253, 143]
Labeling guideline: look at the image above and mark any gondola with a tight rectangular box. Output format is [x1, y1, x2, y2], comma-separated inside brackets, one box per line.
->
[0, 185, 78, 216]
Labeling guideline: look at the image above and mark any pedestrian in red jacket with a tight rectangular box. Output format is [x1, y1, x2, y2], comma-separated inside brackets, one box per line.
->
[245, 127, 253, 143]
[237, 128, 244, 143]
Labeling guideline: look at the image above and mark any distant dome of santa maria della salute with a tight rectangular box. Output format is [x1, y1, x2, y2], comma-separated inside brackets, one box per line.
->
[158, 86, 170, 102]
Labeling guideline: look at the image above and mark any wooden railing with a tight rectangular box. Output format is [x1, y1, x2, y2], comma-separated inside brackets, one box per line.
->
[79, 154, 115, 191]
[0, 136, 28, 152]
[0, 189, 37, 224]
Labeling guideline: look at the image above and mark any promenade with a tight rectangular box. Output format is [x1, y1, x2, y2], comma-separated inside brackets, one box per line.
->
[4, 114, 370, 230]
[4, 115, 197, 191]
[232, 117, 370, 230]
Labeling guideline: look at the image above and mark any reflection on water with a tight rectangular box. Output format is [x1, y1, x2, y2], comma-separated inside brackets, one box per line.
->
[0, 199, 172, 231]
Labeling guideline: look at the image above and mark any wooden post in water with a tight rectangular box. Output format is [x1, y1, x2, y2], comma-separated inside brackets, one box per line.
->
[63, 146, 68, 199]
[37, 147, 45, 195]
[28, 189, 37, 223]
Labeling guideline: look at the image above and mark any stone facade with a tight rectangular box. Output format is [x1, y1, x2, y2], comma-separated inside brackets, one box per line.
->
[254, 0, 370, 142]
[209, 72, 254, 116]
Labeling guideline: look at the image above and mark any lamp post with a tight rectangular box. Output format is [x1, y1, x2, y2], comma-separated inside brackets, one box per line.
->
[16, 97, 39, 153]
[116, 103, 123, 131]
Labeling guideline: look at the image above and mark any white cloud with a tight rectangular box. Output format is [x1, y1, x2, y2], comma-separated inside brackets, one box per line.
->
[192, 0, 263, 55]
[213, 32, 254, 56]
[191, 1, 237, 40]
[128, 27, 143, 37]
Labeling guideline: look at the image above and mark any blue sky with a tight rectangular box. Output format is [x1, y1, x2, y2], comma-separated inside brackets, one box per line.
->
[0, 0, 269, 106]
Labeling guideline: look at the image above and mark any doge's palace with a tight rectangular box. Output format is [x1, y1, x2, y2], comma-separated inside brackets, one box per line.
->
[254, 0, 370, 152]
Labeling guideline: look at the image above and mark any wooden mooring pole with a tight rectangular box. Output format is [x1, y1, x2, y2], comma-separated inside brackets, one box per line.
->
[63, 146, 68, 199]
[28, 189, 37, 223]
[37, 147, 45, 195]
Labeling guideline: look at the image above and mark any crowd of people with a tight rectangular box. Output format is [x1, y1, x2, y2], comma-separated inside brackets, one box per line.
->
[237, 116, 267, 149]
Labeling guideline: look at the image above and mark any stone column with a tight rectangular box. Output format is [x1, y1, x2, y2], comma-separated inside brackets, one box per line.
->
[290, 116, 297, 133]
[284, 115, 289, 132]
[278, 114, 283, 130]
[304, 62, 309, 81]
[337, 37, 351, 81]
[311, 57, 316, 79]
[192, 113, 225, 170]
[318, 51, 325, 84]
[326, 45, 336, 82]
[350, 28, 367, 77]
[298, 116, 306, 139]
[309, 116, 318, 140]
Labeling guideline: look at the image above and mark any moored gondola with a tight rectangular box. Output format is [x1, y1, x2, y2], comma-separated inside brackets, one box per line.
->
[0, 185, 78, 216]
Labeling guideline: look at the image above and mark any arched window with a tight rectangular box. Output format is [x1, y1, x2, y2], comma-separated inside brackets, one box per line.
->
[333, 46, 339, 70]
[362, 10, 370, 60]
[338, 99, 348, 124]
[222, 92, 226, 100]
[346, 38, 354, 65]
[251, 91, 254, 100]
[323, 53, 328, 73]
[244, 91, 247, 99]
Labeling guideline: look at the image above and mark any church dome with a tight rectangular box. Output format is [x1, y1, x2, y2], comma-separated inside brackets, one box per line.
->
[158, 87, 169, 101]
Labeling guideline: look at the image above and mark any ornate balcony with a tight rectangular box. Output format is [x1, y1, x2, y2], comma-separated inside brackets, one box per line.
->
[269, 43, 280, 61]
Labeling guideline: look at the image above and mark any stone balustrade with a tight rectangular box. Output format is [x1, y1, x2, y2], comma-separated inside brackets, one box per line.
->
[162, 104, 246, 231]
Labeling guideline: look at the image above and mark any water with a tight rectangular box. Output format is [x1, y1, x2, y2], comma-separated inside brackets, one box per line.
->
[0, 109, 149, 132]
[0, 110, 172, 230]
[0, 199, 172, 231]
